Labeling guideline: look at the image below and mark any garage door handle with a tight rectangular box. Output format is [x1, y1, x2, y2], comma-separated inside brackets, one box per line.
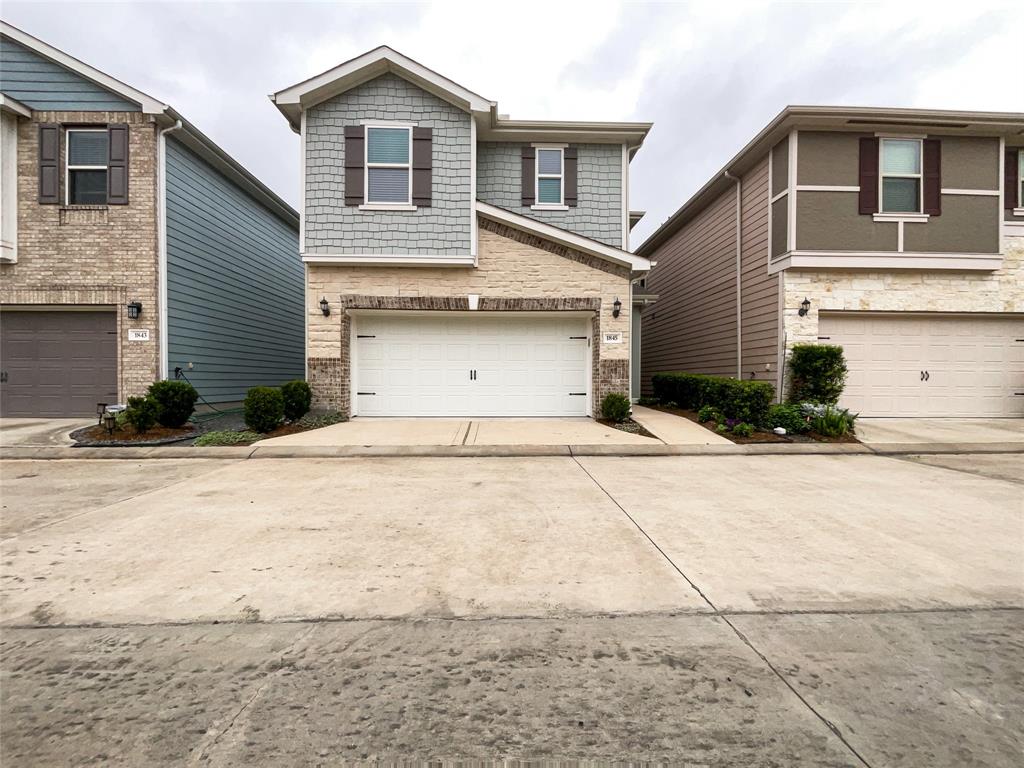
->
[568, 392, 586, 396]
[0, 371, 6, 383]
[920, 370, 930, 382]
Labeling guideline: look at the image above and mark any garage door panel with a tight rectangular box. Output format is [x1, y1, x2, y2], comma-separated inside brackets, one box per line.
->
[355, 314, 590, 416]
[1, 311, 117, 417]
[819, 312, 1023, 417]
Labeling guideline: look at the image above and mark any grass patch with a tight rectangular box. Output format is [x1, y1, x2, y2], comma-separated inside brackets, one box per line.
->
[193, 430, 262, 447]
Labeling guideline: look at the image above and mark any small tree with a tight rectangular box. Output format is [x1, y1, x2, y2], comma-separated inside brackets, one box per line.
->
[788, 344, 848, 405]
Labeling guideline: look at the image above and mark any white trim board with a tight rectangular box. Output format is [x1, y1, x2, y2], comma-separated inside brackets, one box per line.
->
[302, 254, 475, 267]
[768, 251, 1003, 274]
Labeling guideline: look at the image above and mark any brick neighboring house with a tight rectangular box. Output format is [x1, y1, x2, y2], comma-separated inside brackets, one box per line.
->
[0, 22, 302, 417]
[637, 106, 1024, 418]
[271, 46, 652, 417]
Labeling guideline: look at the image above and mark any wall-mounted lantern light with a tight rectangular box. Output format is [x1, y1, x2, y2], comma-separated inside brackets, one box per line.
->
[612, 297, 622, 318]
[319, 297, 331, 317]
[798, 297, 811, 317]
[126, 301, 142, 320]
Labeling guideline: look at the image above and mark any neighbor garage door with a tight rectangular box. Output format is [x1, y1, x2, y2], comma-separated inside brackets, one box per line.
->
[0, 311, 118, 417]
[818, 312, 1024, 417]
[354, 314, 590, 416]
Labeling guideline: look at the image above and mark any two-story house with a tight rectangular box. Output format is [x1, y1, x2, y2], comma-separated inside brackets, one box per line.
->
[0, 22, 303, 417]
[638, 106, 1024, 418]
[271, 47, 652, 417]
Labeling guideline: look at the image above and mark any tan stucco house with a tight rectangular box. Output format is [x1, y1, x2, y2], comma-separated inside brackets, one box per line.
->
[271, 47, 652, 417]
[638, 106, 1024, 418]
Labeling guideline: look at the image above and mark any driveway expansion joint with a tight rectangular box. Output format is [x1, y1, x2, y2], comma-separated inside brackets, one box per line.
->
[571, 455, 876, 768]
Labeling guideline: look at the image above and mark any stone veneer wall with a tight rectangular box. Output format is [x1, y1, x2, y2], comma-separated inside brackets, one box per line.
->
[305, 220, 632, 416]
[782, 237, 1024, 348]
[0, 111, 159, 400]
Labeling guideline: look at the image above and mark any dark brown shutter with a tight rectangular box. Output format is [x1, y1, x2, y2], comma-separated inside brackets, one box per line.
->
[564, 146, 578, 207]
[412, 126, 432, 207]
[922, 138, 941, 216]
[344, 126, 365, 206]
[38, 124, 60, 204]
[1007, 150, 1020, 210]
[858, 137, 879, 215]
[107, 124, 129, 205]
[521, 146, 535, 206]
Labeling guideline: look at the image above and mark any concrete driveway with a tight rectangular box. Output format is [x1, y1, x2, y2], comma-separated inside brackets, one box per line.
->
[0, 418, 91, 447]
[857, 417, 1024, 445]
[2, 452, 1021, 765]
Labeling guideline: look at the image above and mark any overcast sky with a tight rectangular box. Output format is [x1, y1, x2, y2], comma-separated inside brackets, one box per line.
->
[4, 1, 1021, 245]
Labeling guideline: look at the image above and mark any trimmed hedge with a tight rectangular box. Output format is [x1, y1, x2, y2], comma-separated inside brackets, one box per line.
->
[600, 392, 631, 423]
[124, 395, 159, 434]
[788, 344, 847, 405]
[652, 372, 774, 425]
[281, 380, 312, 421]
[244, 386, 285, 433]
[148, 380, 198, 427]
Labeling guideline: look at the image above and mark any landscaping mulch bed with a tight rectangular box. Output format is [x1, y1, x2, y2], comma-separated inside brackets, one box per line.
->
[70, 423, 198, 447]
[645, 404, 859, 444]
[597, 418, 658, 439]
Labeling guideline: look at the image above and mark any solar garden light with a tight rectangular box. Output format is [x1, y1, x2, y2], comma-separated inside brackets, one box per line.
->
[103, 410, 117, 435]
[96, 402, 108, 425]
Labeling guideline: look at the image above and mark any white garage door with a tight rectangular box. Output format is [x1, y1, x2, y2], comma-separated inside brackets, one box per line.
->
[354, 314, 591, 416]
[818, 312, 1024, 417]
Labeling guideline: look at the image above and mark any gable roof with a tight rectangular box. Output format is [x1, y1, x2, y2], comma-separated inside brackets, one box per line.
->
[477, 202, 650, 272]
[272, 45, 494, 130]
[637, 105, 1024, 257]
[270, 45, 653, 153]
[1, 21, 298, 229]
[1, 21, 167, 113]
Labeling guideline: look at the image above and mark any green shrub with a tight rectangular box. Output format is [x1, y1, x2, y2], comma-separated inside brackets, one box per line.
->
[244, 386, 285, 433]
[715, 422, 729, 434]
[810, 406, 857, 437]
[766, 403, 810, 434]
[281, 380, 312, 421]
[696, 405, 722, 424]
[788, 344, 848, 405]
[731, 422, 754, 438]
[124, 395, 159, 434]
[193, 430, 262, 447]
[600, 392, 631, 423]
[636, 396, 660, 407]
[147, 380, 198, 427]
[651, 372, 774, 425]
[296, 411, 347, 429]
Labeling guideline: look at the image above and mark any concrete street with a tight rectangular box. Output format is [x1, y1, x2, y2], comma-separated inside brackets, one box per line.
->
[1, 452, 1022, 765]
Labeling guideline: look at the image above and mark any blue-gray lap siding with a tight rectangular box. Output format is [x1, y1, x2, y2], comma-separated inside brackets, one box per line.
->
[304, 72, 472, 255]
[0, 36, 140, 111]
[476, 142, 623, 247]
[165, 138, 302, 403]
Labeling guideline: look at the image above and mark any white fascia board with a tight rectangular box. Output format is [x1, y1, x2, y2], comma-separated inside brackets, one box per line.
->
[476, 201, 651, 271]
[272, 45, 494, 129]
[0, 94, 31, 118]
[768, 251, 1003, 274]
[1, 21, 168, 114]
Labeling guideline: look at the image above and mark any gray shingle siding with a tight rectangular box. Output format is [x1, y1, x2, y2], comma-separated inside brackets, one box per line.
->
[0, 35, 140, 111]
[304, 73, 471, 255]
[477, 142, 623, 246]
[165, 137, 303, 403]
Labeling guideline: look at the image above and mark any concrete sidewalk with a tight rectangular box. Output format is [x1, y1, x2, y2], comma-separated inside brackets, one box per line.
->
[630, 404, 732, 445]
[253, 416, 661, 447]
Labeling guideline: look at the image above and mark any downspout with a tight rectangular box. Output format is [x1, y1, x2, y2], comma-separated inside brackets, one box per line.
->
[724, 170, 742, 379]
[156, 119, 183, 380]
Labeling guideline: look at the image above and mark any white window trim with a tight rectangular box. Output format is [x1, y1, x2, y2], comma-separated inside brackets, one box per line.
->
[364, 123, 414, 207]
[879, 137, 923, 215]
[534, 145, 564, 208]
[65, 127, 108, 206]
[1019, 150, 1023, 211]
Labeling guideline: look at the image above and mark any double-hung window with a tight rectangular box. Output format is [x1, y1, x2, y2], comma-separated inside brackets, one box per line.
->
[535, 147, 564, 206]
[879, 138, 922, 214]
[365, 126, 412, 205]
[66, 128, 109, 205]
